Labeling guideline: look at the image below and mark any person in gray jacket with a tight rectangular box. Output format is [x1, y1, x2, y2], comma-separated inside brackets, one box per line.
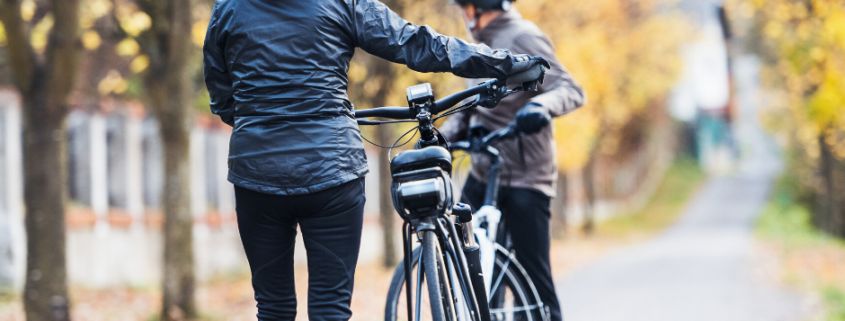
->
[440, 1, 586, 320]
[202, 0, 549, 319]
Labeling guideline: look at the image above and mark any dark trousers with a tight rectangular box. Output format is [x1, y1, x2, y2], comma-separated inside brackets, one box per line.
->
[234, 178, 366, 321]
[461, 175, 562, 321]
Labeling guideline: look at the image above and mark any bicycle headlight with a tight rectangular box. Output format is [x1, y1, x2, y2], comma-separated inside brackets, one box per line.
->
[396, 177, 446, 214]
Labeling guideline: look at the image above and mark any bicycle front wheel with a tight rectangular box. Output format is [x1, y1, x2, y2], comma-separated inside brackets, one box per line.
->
[422, 230, 454, 321]
[487, 246, 548, 321]
[385, 231, 461, 321]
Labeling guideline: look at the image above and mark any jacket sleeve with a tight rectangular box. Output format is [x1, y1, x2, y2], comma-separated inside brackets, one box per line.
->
[514, 34, 586, 117]
[202, 7, 235, 127]
[351, 0, 516, 79]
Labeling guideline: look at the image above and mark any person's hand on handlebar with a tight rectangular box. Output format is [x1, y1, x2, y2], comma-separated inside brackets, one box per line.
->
[506, 55, 550, 90]
[509, 55, 550, 75]
[515, 102, 551, 135]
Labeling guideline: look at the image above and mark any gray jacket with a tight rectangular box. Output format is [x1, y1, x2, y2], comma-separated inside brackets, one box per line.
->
[440, 9, 586, 197]
[204, 0, 530, 195]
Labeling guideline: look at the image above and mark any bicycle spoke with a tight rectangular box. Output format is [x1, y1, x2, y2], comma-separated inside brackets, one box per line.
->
[488, 254, 512, 299]
[489, 304, 541, 314]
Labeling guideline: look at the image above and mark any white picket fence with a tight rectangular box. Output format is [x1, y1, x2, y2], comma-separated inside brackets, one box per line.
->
[0, 88, 396, 289]
[0, 86, 676, 289]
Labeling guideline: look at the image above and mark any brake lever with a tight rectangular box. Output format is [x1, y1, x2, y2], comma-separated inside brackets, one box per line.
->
[357, 118, 379, 126]
[478, 86, 523, 109]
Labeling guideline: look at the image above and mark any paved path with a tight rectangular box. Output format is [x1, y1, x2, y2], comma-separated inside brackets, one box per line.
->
[555, 57, 807, 320]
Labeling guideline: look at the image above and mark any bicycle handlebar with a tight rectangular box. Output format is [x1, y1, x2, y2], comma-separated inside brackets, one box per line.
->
[355, 79, 502, 120]
[450, 125, 517, 155]
[355, 62, 545, 124]
[353, 107, 413, 119]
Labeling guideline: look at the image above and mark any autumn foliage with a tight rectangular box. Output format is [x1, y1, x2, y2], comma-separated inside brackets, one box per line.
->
[729, 0, 845, 236]
[518, 0, 689, 171]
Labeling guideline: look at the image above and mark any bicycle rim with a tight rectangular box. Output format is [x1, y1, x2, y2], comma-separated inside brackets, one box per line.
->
[487, 249, 546, 321]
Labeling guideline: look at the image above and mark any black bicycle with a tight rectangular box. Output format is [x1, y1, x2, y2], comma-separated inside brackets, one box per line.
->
[355, 64, 548, 321]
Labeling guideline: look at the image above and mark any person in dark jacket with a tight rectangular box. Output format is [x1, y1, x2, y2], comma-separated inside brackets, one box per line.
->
[202, 0, 548, 319]
[440, 1, 587, 320]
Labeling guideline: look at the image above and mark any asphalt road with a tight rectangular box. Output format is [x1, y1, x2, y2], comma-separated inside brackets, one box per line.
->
[555, 56, 807, 321]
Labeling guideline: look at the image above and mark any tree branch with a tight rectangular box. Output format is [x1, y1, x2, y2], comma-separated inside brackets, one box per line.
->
[0, 0, 37, 94]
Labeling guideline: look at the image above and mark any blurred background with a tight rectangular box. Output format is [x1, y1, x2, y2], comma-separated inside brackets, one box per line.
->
[0, 0, 843, 320]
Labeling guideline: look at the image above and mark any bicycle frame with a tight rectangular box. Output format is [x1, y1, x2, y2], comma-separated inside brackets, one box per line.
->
[450, 134, 505, 295]
[357, 77, 545, 321]
[451, 130, 549, 321]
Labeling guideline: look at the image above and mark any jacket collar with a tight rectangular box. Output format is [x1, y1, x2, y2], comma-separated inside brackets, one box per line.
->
[475, 9, 522, 44]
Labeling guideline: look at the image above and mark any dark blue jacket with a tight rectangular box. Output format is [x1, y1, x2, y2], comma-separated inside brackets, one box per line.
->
[204, 0, 523, 195]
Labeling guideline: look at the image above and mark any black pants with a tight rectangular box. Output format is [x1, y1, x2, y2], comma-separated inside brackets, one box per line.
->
[461, 175, 562, 321]
[234, 178, 366, 320]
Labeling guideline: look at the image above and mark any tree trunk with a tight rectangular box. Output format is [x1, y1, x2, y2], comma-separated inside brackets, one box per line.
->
[369, 54, 398, 267]
[22, 94, 71, 321]
[377, 123, 398, 267]
[822, 133, 845, 238]
[159, 115, 196, 320]
[816, 135, 834, 234]
[550, 171, 568, 239]
[370, 0, 409, 269]
[582, 153, 597, 235]
[138, 0, 197, 318]
[1, 0, 81, 319]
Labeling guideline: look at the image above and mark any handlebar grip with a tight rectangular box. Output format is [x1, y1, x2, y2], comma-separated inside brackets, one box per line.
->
[505, 64, 546, 87]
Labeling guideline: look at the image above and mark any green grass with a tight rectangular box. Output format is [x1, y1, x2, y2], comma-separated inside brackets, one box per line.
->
[757, 201, 843, 248]
[756, 183, 845, 321]
[823, 287, 845, 321]
[599, 156, 706, 236]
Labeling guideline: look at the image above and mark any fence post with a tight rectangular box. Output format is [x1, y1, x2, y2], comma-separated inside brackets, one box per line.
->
[125, 108, 145, 221]
[90, 113, 110, 232]
[213, 131, 234, 218]
[0, 90, 25, 290]
[190, 127, 207, 218]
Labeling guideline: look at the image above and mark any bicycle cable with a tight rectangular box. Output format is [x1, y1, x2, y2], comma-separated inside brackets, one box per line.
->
[360, 125, 419, 149]
[387, 126, 420, 163]
[433, 98, 478, 121]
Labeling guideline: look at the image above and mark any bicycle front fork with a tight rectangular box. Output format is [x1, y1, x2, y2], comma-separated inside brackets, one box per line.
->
[455, 204, 492, 321]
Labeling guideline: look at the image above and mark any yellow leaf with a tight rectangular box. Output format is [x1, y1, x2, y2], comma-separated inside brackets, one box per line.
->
[764, 21, 784, 39]
[192, 21, 207, 47]
[30, 15, 54, 54]
[116, 38, 140, 56]
[120, 11, 152, 37]
[81, 30, 102, 51]
[0, 22, 7, 47]
[130, 55, 150, 74]
[20, 0, 36, 22]
[98, 70, 128, 96]
[89, 0, 112, 19]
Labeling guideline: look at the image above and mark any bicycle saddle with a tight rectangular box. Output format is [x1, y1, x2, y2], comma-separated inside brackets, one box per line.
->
[390, 146, 452, 174]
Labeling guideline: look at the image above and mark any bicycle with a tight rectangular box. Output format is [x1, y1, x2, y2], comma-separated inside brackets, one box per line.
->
[384, 124, 550, 321]
[354, 64, 548, 321]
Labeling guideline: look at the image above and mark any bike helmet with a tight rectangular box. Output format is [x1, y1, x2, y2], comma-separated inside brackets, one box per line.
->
[452, 0, 514, 11]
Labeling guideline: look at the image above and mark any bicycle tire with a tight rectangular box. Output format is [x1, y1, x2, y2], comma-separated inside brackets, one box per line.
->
[385, 244, 546, 321]
[422, 230, 450, 321]
[385, 247, 421, 320]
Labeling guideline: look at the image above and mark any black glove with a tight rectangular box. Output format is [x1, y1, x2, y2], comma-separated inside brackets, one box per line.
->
[515, 102, 551, 135]
[508, 55, 551, 75]
[507, 55, 550, 90]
